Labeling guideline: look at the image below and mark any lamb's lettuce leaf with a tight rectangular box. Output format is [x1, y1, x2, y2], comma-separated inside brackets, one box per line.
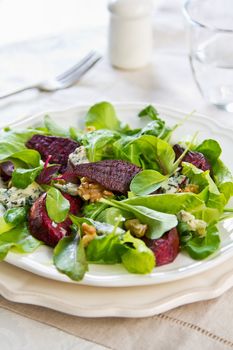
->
[12, 165, 43, 189]
[0, 128, 46, 162]
[4, 207, 27, 226]
[95, 207, 126, 227]
[53, 228, 88, 281]
[194, 139, 233, 202]
[130, 169, 168, 196]
[138, 105, 159, 120]
[0, 207, 27, 235]
[138, 105, 173, 140]
[81, 129, 120, 162]
[0, 224, 41, 260]
[46, 188, 70, 223]
[85, 102, 122, 131]
[86, 233, 123, 264]
[0, 217, 15, 235]
[184, 224, 220, 260]
[44, 115, 69, 137]
[6, 150, 41, 169]
[195, 139, 222, 165]
[120, 231, 155, 274]
[212, 160, 233, 202]
[82, 202, 108, 220]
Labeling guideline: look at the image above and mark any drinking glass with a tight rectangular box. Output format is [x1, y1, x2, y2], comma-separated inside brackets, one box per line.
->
[183, 0, 233, 112]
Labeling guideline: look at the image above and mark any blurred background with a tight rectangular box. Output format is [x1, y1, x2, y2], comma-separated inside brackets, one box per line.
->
[0, 0, 231, 126]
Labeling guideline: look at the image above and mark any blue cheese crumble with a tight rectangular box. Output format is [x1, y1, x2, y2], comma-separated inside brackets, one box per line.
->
[0, 203, 5, 216]
[161, 173, 186, 194]
[0, 182, 42, 209]
[68, 146, 89, 167]
[178, 210, 207, 236]
[54, 182, 79, 196]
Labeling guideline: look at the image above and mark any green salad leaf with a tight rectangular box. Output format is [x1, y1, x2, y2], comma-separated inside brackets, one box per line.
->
[0, 129, 46, 162]
[130, 169, 168, 196]
[10, 150, 41, 168]
[96, 207, 125, 227]
[185, 224, 220, 260]
[44, 115, 69, 137]
[124, 193, 204, 214]
[213, 159, 233, 202]
[86, 233, 123, 264]
[85, 101, 122, 131]
[0, 224, 41, 260]
[0, 207, 27, 235]
[82, 202, 108, 220]
[53, 228, 88, 281]
[82, 129, 120, 162]
[121, 231, 155, 274]
[193, 139, 233, 202]
[138, 105, 159, 120]
[12, 165, 43, 189]
[101, 198, 177, 239]
[4, 207, 27, 226]
[0, 217, 15, 235]
[46, 188, 70, 223]
[138, 105, 174, 140]
[195, 139, 222, 164]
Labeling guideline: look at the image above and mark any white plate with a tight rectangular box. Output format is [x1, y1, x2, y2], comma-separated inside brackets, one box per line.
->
[2, 254, 233, 317]
[3, 103, 233, 287]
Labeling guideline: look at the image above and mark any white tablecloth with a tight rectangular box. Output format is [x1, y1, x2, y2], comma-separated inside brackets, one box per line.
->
[0, 0, 232, 349]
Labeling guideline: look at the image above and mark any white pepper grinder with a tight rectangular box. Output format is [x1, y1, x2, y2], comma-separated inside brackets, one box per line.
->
[108, 0, 153, 70]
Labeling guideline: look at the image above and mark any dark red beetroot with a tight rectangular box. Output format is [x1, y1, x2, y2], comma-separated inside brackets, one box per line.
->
[143, 228, 179, 266]
[0, 161, 14, 181]
[36, 165, 61, 185]
[173, 144, 211, 172]
[28, 192, 81, 247]
[72, 160, 141, 194]
[26, 135, 80, 172]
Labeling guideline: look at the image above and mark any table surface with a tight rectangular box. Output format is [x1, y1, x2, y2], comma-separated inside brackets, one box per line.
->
[0, 0, 232, 349]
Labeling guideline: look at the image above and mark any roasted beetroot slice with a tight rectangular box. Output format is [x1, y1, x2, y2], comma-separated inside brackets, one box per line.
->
[26, 135, 80, 172]
[173, 144, 211, 172]
[28, 193, 81, 247]
[0, 161, 14, 181]
[72, 160, 141, 194]
[143, 228, 179, 266]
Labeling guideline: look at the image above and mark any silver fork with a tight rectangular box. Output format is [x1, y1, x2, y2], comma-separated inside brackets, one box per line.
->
[0, 51, 101, 99]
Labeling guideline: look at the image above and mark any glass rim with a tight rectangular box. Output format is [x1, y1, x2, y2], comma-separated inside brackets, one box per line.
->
[183, 0, 233, 33]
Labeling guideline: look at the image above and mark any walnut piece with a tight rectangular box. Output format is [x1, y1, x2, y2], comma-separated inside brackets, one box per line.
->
[77, 177, 113, 203]
[125, 219, 148, 238]
[84, 126, 96, 133]
[81, 222, 97, 247]
[182, 184, 199, 193]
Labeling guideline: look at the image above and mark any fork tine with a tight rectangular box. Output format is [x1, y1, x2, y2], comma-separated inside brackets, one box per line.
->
[56, 51, 97, 81]
[58, 54, 102, 85]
